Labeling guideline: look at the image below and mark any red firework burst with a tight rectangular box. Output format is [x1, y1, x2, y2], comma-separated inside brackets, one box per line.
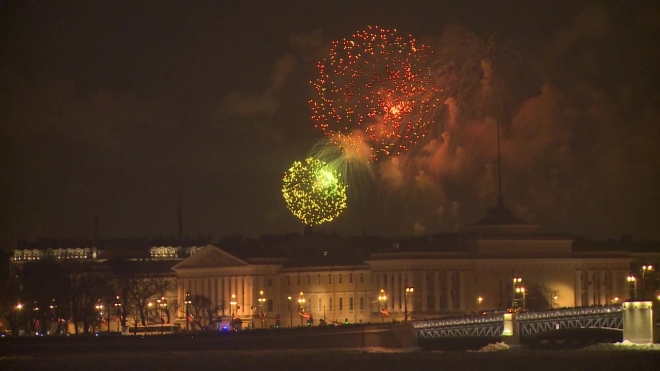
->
[309, 25, 440, 159]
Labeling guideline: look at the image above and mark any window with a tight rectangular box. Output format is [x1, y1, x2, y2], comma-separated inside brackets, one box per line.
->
[360, 273, 363, 283]
[328, 274, 332, 284]
[339, 297, 343, 311]
[329, 298, 333, 311]
[318, 297, 322, 311]
[317, 275, 321, 284]
[287, 276, 290, 286]
[267, 299, 273, 312]
[349, 273, 353, 283]
[297, 275, 300, 285]
[307, 275, 311, 285]
[359, 297, 364, 311]
[267, 279, 272, 287]
[339, 274, 342, 284]
[349, 297, 354, 311]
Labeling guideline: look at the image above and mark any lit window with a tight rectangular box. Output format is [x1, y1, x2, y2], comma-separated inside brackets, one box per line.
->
[339, 297, 343, 311]
[318, 297, 322, 311]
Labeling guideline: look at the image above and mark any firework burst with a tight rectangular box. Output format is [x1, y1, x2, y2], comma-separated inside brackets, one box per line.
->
[310, 25, 441, 160]
[282, 157, 348, 226]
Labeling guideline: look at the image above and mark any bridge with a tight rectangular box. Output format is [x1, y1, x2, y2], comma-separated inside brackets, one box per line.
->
[413, 301, 655, 344]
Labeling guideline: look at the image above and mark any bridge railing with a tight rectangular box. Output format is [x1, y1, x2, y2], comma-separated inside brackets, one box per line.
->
[413, 315, 504, 329]
[517, 305, 622, 321]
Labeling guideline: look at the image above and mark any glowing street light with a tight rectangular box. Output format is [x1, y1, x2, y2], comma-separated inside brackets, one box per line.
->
[287, 295, 293, 328]
[184, 292, 192, 331]
[404, 287, 414, 322]
[627, 276, 637, 300]
[297, 292, 306, 326]
[230, 294, 237, 318]
[512, 277, 523, 309]
[477, 296, 483, 311]
[95, 299, 104, 332]
[257, 290, 266, 328]
[378, 289, 387, 323]
[15, 303, 23, 336]
[641, 265, 654, 299]
[114, 295, 122, 332]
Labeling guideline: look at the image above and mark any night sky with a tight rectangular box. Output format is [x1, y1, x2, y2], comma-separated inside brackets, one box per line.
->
[1, 0, 659, 248]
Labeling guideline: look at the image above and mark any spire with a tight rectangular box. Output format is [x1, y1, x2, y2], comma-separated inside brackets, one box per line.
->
[178, 190, 183, 240]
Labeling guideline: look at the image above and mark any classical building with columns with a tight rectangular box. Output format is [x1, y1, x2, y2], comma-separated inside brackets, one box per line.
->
[172, 202, 654, 329]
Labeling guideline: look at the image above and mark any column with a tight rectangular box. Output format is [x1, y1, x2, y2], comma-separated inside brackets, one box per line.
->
[434, 271, 441, 312]
[574, 270, 582, 307]
[386, 273, 393, 312]
[394, 272, 401, 312]
[587, 270, 594, 306]
[600, 271, 607, 305]
[223, 277, 229, 315]
[178, 279, 184, 318]
[459, 271, 466, 312]
[446, 271, 454, 311]
[242, 276, 248, 315]
[421, 271, 428, 313]
[612, 270, 619, 302]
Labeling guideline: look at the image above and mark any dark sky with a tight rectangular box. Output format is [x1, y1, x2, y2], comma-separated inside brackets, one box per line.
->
[1, 0, 659, 247]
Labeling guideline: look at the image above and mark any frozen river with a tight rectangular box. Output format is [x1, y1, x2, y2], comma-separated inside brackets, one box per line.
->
[1, 346, 658, 371]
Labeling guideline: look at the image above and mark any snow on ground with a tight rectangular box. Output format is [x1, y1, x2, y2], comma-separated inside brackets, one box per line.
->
[583, 340, 660, 351]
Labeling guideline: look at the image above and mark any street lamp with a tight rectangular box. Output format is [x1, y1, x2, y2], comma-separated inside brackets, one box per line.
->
[641, 265, 654, 299]
[257, 290, 266, 329]
[114, 295, 122, 332]
[515, 287, 526, 311]
[477, 296, 483, 311]
[378, 289, 387, 323]
[404, 287, 414, 322]
[552, 295, 558, 309]
[230, 293, 237, 323]
[157, 296, 166, 333]
[512, 277, 523, 309]
[49, 299, 58, 336]
[627, 275, 637, 300]
[287, 295, 292, 328]
[184, 292, 192, 331]
[32, 302, 39, 335]
[611, 296, 620, 305]
[297, 292, 305, 327]
[15, 303, 23, 336]
[95, 299, 104, 333]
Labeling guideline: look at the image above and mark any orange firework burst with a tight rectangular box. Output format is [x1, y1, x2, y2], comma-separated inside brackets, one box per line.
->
[309, 25, 441, 159]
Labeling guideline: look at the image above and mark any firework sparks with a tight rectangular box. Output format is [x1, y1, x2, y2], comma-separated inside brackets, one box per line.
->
[282, 157, 348, 226]
[310, 25, 441, 159]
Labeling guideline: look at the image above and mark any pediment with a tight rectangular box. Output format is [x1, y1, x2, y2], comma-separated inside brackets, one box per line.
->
[172, 245, 249, 270]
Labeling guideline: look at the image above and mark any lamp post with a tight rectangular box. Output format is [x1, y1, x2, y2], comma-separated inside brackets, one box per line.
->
[378, 289, 387, 323]
[287, 295, 292, 328]
[184, 292, 192, 331]
[512, 277, 522, 309]
[297, 292, 305, 327]
[257, 290, 266, 329]
[641, 265, 654, 299]
[230, 294, 237, 318]
[157, 296, 166, 333]
[552, 295, 558, 309]
[114, 296, 122, 332]
[515, 287, 526, 311]
[32, 302, 39, 335]
[95, 298, 104, 333]
[15, 303, 23, 337]
[477, 296, 483, 312]
[404, 287, 414, 322]
[49, 299, 58, 335]
[627, 275, 637, 300]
